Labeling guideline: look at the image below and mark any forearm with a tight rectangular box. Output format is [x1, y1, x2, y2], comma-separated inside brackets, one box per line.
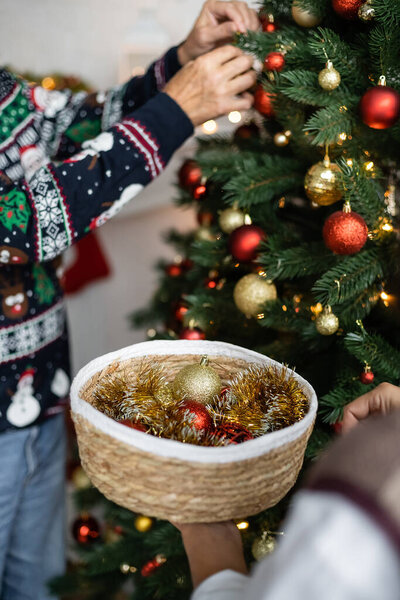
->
[180, 522, 248, 589]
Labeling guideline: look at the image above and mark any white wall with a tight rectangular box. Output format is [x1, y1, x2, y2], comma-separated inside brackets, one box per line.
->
[0, 0, 203, 373]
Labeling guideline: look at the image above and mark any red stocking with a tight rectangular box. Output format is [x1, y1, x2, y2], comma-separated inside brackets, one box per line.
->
[63, 232, 111, 294]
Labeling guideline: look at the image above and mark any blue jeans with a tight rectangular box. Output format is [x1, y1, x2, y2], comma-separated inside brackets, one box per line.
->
[0, 414, 66, 600]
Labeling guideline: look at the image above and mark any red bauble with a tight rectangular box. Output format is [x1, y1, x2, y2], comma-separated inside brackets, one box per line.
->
[179, 327, 206, 340]
[360, 85, 400, 129]
[178, 159, 202, 189]
[193, 183, 207, 200]
[204, 276, 220, 289]
[332, 0, 363, 19]
[234, 122, 260, 140]
[262, 20, 278, 32]
[197, 210, 214, 226]
[323, 210, 368, 255]
[141, 556, 166, 577]
[165, 263, 183, 277]
[215, 422, 253, 444]
[332, 421, 343, 434]
[72, 514, 101, 544]
[174, 301, 189, 322]
[179, 400, 213, 432]
[264, 52, 285, 72]
[229, 224, 266, 262]
[254, 85, 275, 117]
[360, 369, 375, 384]
[117, 419, 147, 432]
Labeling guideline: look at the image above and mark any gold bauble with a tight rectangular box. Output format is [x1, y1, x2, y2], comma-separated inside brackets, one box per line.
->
[273, 131, 291, 147]
[195, 226, 216, 242]
[71, 466, 91, 490]
[252, 533, 276, 560]
[315, 306, 339, 335]
[234, 274, 277, 318]
[358, 2, 375, 21]
[171, 356, 221, 405]
[134, 515, 153, 532]
[318, 61, 341, 91]
[219, 207, 246, 234]
[304, 157, 343, 206]
[291, 1, 321, 27]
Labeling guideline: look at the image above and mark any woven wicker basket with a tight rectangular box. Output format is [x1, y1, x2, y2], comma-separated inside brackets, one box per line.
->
[71, 340, 317, 523]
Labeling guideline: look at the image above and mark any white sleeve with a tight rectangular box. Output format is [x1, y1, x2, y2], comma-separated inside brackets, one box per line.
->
[191, 491, 400, 600]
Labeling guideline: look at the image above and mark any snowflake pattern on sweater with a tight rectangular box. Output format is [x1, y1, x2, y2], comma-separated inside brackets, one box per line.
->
[0, 47, 193, 431]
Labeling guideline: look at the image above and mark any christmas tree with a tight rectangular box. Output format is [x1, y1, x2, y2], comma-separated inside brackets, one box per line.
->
[56, 1, 400, 598]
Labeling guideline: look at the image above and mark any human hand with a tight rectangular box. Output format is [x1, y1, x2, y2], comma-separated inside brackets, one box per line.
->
[341, 382, 400, 434]
[164, 45, 255, 126]
[178, 0, 259, 65]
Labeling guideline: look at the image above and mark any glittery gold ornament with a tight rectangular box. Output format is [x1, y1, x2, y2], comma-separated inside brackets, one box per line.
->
[315, 305, 339, 335]
[318, 61, 341, 91]
[252, 533, 276, 560]
[195, 226, 217, 242]
[134, 515, 153, 532]
[304, 155, 343, 206]
[273, 130, 291, 147]
[234, 274, 277, 318]
[358, 1, 375, 20]
[71, 466, 91, 490]
[171, 356, 221, 405]
[291, 1, 321, 26]
[219, 207, 246, 234]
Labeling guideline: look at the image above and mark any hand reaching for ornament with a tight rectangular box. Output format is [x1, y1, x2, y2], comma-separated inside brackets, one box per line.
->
[177, 0, 259, 65]
[341, 382, 400, 434]
[164, 45, 256, 126]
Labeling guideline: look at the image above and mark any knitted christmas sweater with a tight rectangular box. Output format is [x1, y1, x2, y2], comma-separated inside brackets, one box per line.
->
[0, 47, 193, 432]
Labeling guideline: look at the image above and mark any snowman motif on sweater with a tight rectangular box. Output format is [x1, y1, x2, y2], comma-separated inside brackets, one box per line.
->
[6, 368, 41, 427]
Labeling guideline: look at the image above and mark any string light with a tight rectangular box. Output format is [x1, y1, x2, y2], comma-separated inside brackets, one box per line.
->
[41, 76, 56, 90]
[364, 160, 374, 171]
[236, 520, 249, 530]
[202, 120, 218, 134]
[346, 159, 353, 167]
[310, 303, 323, 316]
[228, 111, 242, 124]
[338, 132, 347, 141]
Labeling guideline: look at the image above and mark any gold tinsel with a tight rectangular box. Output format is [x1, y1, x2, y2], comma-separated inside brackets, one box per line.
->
[91, 359, 309, 445]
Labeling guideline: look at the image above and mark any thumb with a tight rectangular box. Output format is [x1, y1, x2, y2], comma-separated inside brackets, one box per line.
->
[210, 20, 238, 44]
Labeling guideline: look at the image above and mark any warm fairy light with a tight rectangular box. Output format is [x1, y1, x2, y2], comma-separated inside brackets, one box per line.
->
[257, 313, 264, 319]
[364, 161, 374, 171]
[202, 120, 218, 134]
[346, 159, 353, 167]
[244, 214, 253, 225]
[234, 263, 240, 268]
[41, 76, 56, 90]
[310, 302, 323, 315]
[278, 197, 286, 208]
[293, 294, 302, 303]
[338, 132, 347, 141]
[257, 270, 267, 277]
[228, 111, 242, 124]
[236, 521, 249, 530]
[282, 305, 288, 312]
[380, 221, 393, 232]
[147, 328, 156, 338]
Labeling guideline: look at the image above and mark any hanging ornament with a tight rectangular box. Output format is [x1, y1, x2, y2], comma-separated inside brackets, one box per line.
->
[254, 85, 275, 117]
[71, 466, 92, 490]
[174, 301, 189, 322]
[141, 555, 166, 577]
[260, 13, 278, 32]
[215, 422, 254, 444]
[204, 273, 223, 290]
[315, 305, 339, 335]
[234, 274, 277, 317]
[229, 224, 266, 263]
[234, 121, 260, 140]
[360, 365, 375, 384]
[323, 203, 368, 254]
[318, 61, 341, 91]
[219, 206, 246, 234]
[165, 263, 183, 277]
[179, 399, 213, 433]
[197, 210, 214, 227]
[273, 130, 291, 147]
[264, 52, 286, 72]
[291, 1, 321, 26]
[134, 515, 153, 532]
[179, 327, 206, 340]
[360, 76, 400, 129]
[252, 532, 276, 560]
[178, 159, 202, 189]
[193, 183, 207, 200]
[195, 226, 217, 242]
[358, 1, 375, 20]
[172, 356, 221, 405]
[304, 155, 343, 206]
[72, 514, 101, 544]
[332, 0, 363, 19]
